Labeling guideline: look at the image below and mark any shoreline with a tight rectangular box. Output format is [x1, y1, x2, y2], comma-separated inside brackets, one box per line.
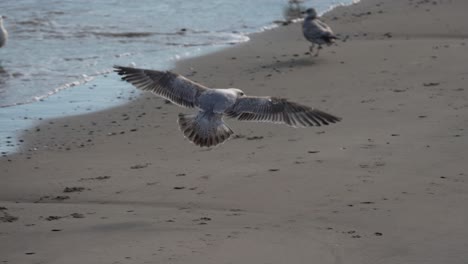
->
[2, 0, 468, 263]
[0, 0, 363, 154]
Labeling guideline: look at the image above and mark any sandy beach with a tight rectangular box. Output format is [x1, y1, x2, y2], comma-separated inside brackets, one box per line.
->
[2, 0, 468, 263]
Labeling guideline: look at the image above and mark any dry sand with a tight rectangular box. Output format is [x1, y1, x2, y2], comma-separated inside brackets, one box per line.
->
[1, 0, 468, 263]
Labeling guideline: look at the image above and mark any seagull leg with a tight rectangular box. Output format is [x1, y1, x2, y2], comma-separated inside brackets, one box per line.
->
[309, 44, 315, 56]
[315, 45, 322, 57]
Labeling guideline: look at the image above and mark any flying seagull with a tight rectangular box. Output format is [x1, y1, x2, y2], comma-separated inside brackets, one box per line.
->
[302, 8, 337, 56]
[114, 66, 341, 147]
[0, 16, 7, 48]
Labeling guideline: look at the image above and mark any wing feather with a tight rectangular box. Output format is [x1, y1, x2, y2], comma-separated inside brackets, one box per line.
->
[226, 96, 341, 127]
[303, 19, 337, 43]
[114, 66, 209, 108]
[316, 19, 334, 35]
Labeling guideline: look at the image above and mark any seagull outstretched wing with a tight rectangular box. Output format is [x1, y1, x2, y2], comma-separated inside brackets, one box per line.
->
[226, 96, 341, 127]
[114, 66, 209, 108]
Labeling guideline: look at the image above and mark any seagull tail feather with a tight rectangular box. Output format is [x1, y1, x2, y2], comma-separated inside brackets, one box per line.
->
[177, 112, 234, 148]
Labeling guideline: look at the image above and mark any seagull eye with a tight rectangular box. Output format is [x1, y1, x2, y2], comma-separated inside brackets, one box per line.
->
[240, 92, 245, 96]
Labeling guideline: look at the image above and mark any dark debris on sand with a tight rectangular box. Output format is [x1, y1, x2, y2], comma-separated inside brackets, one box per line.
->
[0, 208, 19, 223]
[130, 163, 151, 169]
[63, 187, 86, 193]
[79, 175, 111, 181]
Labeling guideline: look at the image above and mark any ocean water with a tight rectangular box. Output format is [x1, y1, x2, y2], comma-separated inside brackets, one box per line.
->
[0, 0, 356, 154]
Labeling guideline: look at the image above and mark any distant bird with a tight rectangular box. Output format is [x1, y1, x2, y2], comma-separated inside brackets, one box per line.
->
[302, 8, 337, 56]
[0, 16, 7, 48]
[114, 66, 341, 147]
[288, 0, 304, 6]
[284, 0, 305, 21]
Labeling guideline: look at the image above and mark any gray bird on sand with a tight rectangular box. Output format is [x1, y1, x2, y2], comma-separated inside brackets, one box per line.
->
[302, 8, 337, 56]
[0, 16, 7, 48]
[114, 66, 341, 147]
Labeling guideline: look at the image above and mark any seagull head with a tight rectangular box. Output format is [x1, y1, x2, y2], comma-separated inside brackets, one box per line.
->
[229, 88, 245, 97]
[304, 8, 318, 19]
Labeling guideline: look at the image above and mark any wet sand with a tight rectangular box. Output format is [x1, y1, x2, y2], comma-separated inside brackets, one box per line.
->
[1, 0, 468, 263]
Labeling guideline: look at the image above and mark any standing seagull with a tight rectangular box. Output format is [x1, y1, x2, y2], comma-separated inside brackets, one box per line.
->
[0, 16, 7, 48]
[114, 66, 341, 147]
[302, 8, 337, 56]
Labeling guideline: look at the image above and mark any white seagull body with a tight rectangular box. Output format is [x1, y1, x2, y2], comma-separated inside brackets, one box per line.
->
[114, 66, 341, 147]
[302, 8, 337, 56]
[0, 16, 7, 48]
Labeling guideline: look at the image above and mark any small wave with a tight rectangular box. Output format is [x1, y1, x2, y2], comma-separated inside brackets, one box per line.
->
[260, 23, 280, 32]
[63, 56, 100, 62]
[164, 30, 250, 47]
[46, 11, 66, 16]
[165, 40, 248, 47]
[114, 52, 135, 58]
[80, 28, 251, 39]
[17, 18, 53, 27]
[84, 29, 214, 38]
[90, 31, 155, 38]
[74, 30, 192, 39]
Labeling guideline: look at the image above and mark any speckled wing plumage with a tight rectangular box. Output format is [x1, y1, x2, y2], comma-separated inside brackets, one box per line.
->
[114, 66, 209, 108]
[316, 19, 333, 34]
[303, 19, 336, 44]
[226, 96, 341, 127]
